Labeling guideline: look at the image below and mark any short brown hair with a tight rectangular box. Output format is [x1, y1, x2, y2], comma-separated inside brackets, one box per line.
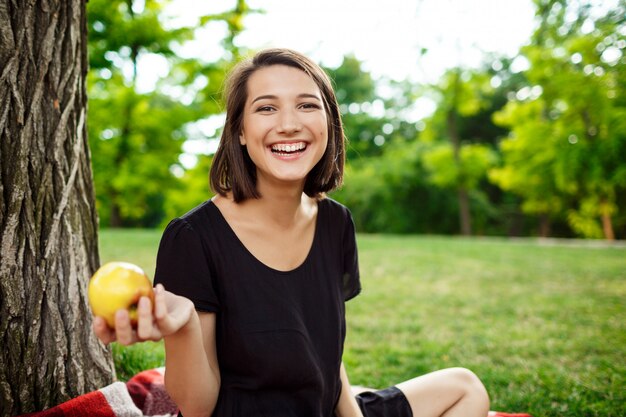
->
[210, 48, 345, 202]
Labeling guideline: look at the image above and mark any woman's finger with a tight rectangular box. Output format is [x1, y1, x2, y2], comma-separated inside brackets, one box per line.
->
[114, 309, 135, 345]
[93, 316, 116, 344]
[154, 284, 167, 320]
[136, 296, 154, 340]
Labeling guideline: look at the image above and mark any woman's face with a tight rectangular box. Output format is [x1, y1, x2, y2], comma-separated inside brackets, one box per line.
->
[240, 64, 329, 192]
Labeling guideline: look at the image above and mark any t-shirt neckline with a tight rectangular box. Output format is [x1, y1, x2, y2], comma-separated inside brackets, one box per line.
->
[207, 199, 323, 275]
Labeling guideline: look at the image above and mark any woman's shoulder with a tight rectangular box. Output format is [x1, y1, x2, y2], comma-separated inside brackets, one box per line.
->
[318, 197, 354, 231]
[163, 199, 218, 235]
[180, 199, 216, 220]
[319, 196, 352, 217]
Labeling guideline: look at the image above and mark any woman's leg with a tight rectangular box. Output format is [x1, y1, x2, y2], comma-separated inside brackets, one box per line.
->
[396, 367, 490, 417]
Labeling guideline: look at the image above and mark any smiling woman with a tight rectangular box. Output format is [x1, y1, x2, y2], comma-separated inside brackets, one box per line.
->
[93, 48, 491, 417]
[238, 65, 329, 192]
[210, 49, 345, 203]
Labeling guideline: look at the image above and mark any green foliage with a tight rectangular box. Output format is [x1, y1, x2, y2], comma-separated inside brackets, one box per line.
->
[324, 56, 388, 159]
[88, 0, 187, 69]
[324, 57, 419, 160]
[84, 0, 626, 239]
[88, 72, 195, 227]
[332, 141, 459, 234]
[162, 154, 216, 224]
[87, 0, 251, 227]
[423, 143, 497, 190]
[491, 0, 626, 238]
[417, 67, 504, 234]
[489, 99, 566, 218]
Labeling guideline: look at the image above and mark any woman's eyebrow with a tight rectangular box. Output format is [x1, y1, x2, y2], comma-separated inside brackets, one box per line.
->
[298, 93, 321, 101]
[251, 93, 321, 104]
[251, 94, 277, 104]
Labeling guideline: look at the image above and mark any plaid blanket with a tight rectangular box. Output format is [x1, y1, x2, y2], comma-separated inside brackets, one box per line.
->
[18, 368, 178, 417]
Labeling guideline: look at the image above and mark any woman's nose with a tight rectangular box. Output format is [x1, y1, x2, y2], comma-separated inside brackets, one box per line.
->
[277, 110, 302, 134]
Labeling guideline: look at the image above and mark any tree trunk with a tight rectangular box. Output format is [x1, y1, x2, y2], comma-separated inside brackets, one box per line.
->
[601, 212, 615, 241]
[0, 1, 115, 416]
[446, 79, 472, 236]
[457, 188, 472, 236]
[599, 203, 615, 241]
[538, 214, 551, 237]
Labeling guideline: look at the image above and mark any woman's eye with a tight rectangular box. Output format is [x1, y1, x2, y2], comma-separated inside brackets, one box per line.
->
[257, 106, 275, 112]
[300, 103, 320, 110]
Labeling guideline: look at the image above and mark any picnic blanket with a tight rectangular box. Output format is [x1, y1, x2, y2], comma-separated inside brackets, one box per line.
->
[18, 368, 178, 417]
[17, 368, 533, 417]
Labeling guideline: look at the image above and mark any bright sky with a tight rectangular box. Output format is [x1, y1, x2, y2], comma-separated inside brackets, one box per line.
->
[164, 0, 538, 83]
[154, 0, 540, 168]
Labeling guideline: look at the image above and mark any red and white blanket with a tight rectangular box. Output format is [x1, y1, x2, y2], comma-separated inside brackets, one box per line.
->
[17, 368, 532, 417]
[18, 368, 178, 417]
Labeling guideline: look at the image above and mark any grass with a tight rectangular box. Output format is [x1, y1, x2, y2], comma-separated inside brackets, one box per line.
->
[99, 229, 626, 417]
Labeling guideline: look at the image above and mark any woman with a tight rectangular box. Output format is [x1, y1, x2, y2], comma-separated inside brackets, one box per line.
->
[93, 48, 490, 417]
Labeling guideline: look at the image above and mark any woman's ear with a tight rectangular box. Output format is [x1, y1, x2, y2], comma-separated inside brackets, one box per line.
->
[239, 134, 246, 146]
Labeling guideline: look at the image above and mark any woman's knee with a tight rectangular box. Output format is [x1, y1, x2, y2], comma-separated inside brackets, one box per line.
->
[449, 367, 490, 404]
[397, 367, 490, 417]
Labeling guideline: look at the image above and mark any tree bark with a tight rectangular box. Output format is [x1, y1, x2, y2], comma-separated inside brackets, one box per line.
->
[0, 1, 115, 416]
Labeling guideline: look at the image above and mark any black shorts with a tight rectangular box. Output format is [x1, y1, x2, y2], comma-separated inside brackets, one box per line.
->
[355, 386, 413, 417]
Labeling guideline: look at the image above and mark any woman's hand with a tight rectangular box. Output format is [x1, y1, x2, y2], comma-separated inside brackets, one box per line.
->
[93, 284, 195, 345]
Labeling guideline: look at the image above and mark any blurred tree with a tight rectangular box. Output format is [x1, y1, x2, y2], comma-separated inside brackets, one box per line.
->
[87, 0, 251, 227]
[163, 153, 216, 224]
[490, 100, 569, 236]
[325, 56, 393, 160]
[469, 56, 534, 236]
[332, 141, 459, 234]
[325, 56, 431, 233]
[420, 68, 499, 235]
[0, 1, 114, 415]
[491, 0, 626, 239]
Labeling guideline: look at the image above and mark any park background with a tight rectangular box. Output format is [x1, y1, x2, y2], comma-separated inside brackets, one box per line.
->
[88, 0, 626, 240]
[0, 0, 624, 416]
[89, 0, 625, 415]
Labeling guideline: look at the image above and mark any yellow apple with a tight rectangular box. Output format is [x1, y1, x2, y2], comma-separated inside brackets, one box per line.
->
[88, 261, 154, 328]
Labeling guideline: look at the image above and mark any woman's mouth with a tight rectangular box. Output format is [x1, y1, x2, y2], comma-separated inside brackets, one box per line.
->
[270, 141, 308, 156]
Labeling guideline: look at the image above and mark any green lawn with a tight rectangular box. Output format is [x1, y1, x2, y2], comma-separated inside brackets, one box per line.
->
[99, 229, 626, 417]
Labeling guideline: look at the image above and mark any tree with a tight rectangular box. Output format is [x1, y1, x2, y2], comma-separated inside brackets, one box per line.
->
[491, 0, 626, 239]
[420, 68, 498, 235]
[0, 1, 115, 415]
[87, 0, 252, 227]
[87, 0, 199, 227]
[332, 141, 459, 234]
[324, 56, 393, 160]
[490, 99, 569, 236]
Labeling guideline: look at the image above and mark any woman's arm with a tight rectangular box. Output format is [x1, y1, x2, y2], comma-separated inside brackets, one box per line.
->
[94, 285, 221, 417]
[163, 311, 220, 417]
[335, 362, 364, 417]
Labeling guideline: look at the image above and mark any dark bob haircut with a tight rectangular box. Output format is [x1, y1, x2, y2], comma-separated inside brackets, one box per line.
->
[209, 48, 346, 202]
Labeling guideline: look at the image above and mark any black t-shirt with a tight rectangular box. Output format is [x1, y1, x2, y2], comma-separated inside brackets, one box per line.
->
[154, 197, 361, 417]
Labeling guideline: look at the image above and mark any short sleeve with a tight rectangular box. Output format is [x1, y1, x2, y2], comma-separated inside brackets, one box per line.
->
[154, 218, 220, 312]
[342, 209, 361, 301]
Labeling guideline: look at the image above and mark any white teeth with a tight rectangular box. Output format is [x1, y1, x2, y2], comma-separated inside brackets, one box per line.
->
[271, 142, 306, 153]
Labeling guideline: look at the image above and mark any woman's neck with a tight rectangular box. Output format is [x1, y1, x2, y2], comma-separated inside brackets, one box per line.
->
[246, 186, 314, 229]
[214, 180, 316, 230]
